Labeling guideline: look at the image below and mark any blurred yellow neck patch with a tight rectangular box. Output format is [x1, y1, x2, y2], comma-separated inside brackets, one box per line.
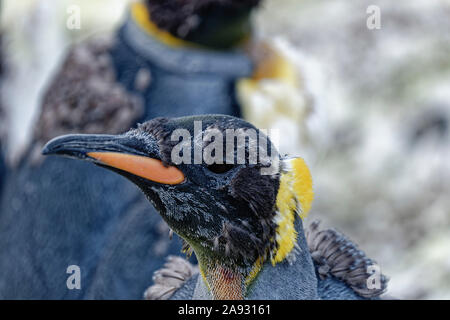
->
[271, 158, 314, 265]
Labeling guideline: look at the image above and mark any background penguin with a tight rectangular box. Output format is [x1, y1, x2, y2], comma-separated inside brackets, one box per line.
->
[0, 0, 261, 299]
[42, 114, 388, 299]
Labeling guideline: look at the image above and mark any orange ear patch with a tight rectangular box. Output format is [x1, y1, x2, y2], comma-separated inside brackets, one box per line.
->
[88, 152, 185, 185]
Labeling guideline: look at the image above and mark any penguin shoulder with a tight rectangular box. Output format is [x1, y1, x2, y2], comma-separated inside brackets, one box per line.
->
[306, 220, 389, 299]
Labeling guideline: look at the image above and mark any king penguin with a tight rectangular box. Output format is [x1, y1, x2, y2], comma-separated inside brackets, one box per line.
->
[0, 0, 261, 299]
[42, 115, 388, 300]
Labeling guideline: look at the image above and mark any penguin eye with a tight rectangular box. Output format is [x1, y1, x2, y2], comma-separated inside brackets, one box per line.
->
[206, 163, 234, 174]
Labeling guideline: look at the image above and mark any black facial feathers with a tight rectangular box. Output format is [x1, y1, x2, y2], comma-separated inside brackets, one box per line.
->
[135, 115, 281, 264]
[145, 0, 262, 36]
[138, 117, 175, 165]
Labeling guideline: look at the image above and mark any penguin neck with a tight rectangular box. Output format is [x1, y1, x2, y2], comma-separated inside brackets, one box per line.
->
[193, 246, 259, 300]
[246, 217, 319, 299]
[193, 218, 318, 300]
[198, 260, 246, 300]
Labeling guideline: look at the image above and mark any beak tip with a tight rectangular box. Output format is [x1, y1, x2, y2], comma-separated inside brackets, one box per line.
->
[41, 144, 51, 156]
[41, 138, 60, 156]
[41, 135, 75, 157]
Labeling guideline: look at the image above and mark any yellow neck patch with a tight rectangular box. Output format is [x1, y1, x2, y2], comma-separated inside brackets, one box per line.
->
[251, 43, 299, 87]
[271, 157, 314, 265]
[131, 2, 195, 49]
[237, 42, 299, 97]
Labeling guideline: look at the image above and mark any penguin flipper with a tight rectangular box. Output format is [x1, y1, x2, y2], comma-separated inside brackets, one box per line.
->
[144, 256, 198, 300]
[306, 220, 389, 299]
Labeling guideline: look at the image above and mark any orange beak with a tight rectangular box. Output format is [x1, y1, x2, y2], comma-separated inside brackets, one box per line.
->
[87, 152, 184, 185]
[42, 133, 185, 185]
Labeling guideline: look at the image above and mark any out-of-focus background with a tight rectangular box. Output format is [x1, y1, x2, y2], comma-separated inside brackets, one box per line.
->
[1, 0, 449, 299]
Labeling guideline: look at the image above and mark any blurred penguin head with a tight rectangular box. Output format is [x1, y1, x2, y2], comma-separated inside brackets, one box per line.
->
[145, 0, 263, 48]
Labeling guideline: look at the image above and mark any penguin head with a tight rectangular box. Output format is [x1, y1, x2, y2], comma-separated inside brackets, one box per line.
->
[144, 0, 262, 48]
[43, 115, 313, 297]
